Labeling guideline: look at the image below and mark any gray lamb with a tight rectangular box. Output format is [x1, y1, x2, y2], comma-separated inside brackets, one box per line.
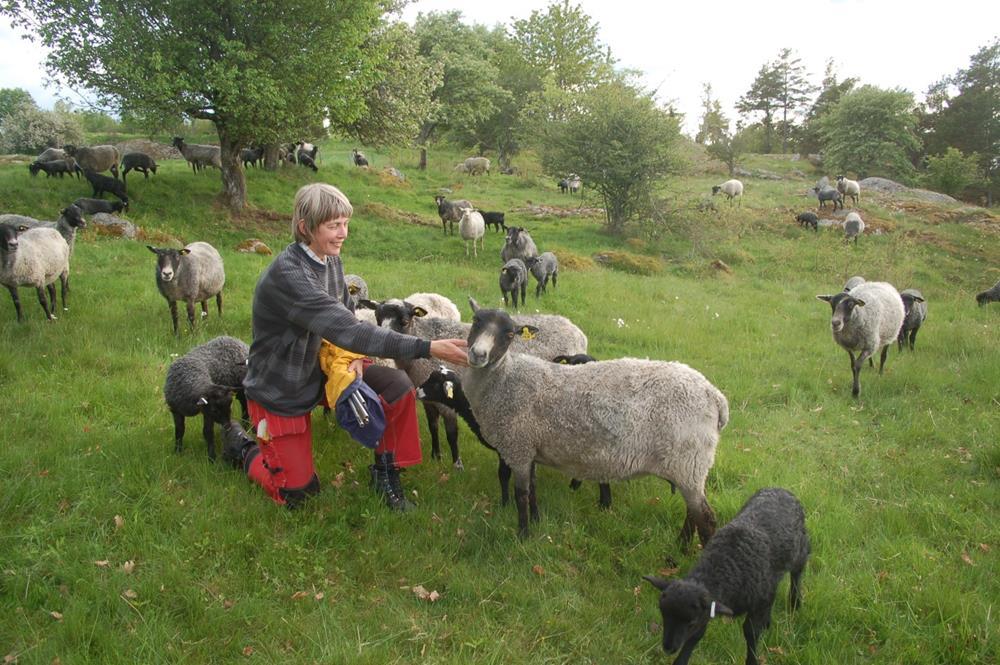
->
[817, 281, 904, 397]
[524, 252, 558, 297]
[463, 301, 727, 543]
[644, 487, 810, 665]
[163, 335, 250, 461]
[499, 258, 528, 308]
[975, 279, 1000, 307]
[898, 288, 927, 351]
[147, 242, 226, 334]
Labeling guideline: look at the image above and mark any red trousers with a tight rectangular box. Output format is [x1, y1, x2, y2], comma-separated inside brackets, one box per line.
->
[245, 372, 422, 505]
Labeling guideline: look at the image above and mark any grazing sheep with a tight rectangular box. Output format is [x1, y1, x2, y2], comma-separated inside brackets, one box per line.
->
[481, 211, 506, 232]
[0, 223, 70, 321]
[296, 151, 319, 172]
[417, 366, 614, 509]
[499, 258, 528, 308]
[898, 289, 927, 351]
[524, 252, 558, 298]
[83, 167, 129, 206]
[813, 185, 843, 211]
[147, 242, 226, 335]
[297, 142, 319, 160]
[454, 156, 491, 176]
[976, 279, 1000, 306]
[711, 179, 743, 206]
[36, 147, 66, 163]
[163, 335, 250, 461]
[171, 137, 221, 172]
[28, 158, 77, 178]
[63, 144, 120, 179]
[72, 197, 127, 215]
[844, 212, 865, 244]
[240, 146, 263, 169]
[843, 275, 866, 292]
[644, 487, 810, 665]
[361, 297, 587, 472]
[463, 300, 727, 543]
[500, 226, 538, 263]
[16, 205, 86, 256]
[817, 281, 905, 397]
[568, 173, 582, 195]
[352, 148, 369, 167]
[458, 207, 485, 257]
[434, 195, 473, 235]
[558, 178, 569, 194]
[836, 175, 861, 206]
[121, 152, 158, 183]
[795, 211, 818, 231]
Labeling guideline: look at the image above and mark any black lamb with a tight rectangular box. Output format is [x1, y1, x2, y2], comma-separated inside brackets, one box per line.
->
[83, 168, 129, 206]
[481, 211, 506, 232]
[795, 211, 818, 231]
[644, 487, 809, 665]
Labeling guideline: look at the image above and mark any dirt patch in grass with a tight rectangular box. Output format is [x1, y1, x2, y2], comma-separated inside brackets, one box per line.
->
[592, 250, 662, 275]
[360, 202, 437, 227]
[511, 204, 604, 219]
[227, 205, 288, 235]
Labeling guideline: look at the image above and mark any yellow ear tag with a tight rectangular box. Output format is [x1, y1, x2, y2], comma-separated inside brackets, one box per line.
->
[520, 327, 536, 340]
[445, 382, 454, 399]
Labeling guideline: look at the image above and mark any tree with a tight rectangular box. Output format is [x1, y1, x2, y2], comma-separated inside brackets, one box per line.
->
[0, 87, 35, 120]
[0, 103, 82, 153]
[798, 59, 857, 155]
[736, 61, 783, 153]
[695, 83, 729, 146]
[538, 80, 681, 235]
[923, 147, 983, 198]
[817, 85, 921, 181]
[772, 49, 816, 153]
[706, 130, 747, 177]
[2, 0, 392, 211]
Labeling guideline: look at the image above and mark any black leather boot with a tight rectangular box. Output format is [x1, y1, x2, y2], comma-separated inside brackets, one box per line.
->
[221, 420, 256, 470]
[370, 451, 415, 512]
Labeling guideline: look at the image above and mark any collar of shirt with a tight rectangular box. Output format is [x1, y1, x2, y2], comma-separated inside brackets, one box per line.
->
[298, 242, 328, 266]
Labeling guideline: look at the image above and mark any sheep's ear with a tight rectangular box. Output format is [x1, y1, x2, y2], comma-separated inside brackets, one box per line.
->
[444, 381, 454, 400]
[853, 298, 866, 307]
[196, 397, 208, 407]
[357, 299, 379, 310]
[501, 268, 508, 274]
[642, 575, 670, 591]
[469, 297, 481, 313]
[412, 306, 428, 318]
[179, 248, 191, 256]
[816, 295, 833, 302]
[709, 601, 734, 619]
[912, 295, 925, 303]
[518, 325, 539, 340]
[146, 245, 159, 254]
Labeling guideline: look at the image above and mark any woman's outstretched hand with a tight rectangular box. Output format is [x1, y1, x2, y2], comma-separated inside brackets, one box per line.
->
[429, 339, 469, 367]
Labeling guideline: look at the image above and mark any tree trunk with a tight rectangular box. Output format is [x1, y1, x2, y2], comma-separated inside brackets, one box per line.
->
[217, 131, 246, 211]
[419, 146, 427, 170]
[263, 143, 282, 171]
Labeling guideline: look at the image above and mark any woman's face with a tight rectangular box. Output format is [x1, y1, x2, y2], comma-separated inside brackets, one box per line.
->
[304, 216, 350, 258]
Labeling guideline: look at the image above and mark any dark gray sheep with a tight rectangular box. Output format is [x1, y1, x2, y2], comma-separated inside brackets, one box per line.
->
[296, 151, 319, 172]
[83, 168, 129, 207]
[524, 252, 558, 297]
[813, 185, 843, 211]
[500, 226, 538, 263]
[28, 158, 78, 178]
[975, 279, 1000, 306]
[499, 258, 527, 308]
[121, 152, 157, 183]
[171, 137, 221, 172]
[898, 289, 927, 351]
[644, 487, 810, 665]
[64, 144, 120, 179]
[481, 211, 506, 232]
[163, 335, 250, 461]
[240, 146, 263, 169]
[795, 211, 818, 231]
[72, 197, 127, 215]
[352, 148, 368, 167]
[147, 242, 226, 335]
[434, 196, 473, 235]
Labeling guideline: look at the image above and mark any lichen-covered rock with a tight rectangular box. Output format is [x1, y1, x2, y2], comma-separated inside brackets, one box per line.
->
[90, 213, 139, 239]
[236, 238, 272, 255]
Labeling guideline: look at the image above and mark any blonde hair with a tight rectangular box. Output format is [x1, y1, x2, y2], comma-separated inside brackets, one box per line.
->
[292, 183, 353, 243]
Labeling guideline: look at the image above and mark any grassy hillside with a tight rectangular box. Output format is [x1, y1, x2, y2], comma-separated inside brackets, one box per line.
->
[0, 140, 997, 664]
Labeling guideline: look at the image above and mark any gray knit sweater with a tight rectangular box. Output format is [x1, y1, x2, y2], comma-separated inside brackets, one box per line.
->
[244, 243, 431, 416]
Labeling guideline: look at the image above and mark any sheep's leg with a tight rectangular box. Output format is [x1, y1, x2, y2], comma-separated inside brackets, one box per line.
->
[35, 286, 54, 320]
[443, 411, 462, 470]
[6, 285, 24, 322]
[59, 273, 69, 311]
[519, 282, 526, 305]
[569, 479, 582, 490]
[169, 300, 180, 335]
[202, 413, 216, 461]
[186, 301, 197, 329]
[172, 411, 185, 454]
[878, 345, 889, 375]
[200, 300, 209, 318]
[679, 486, 716, 549]
[851, 350, 871, 398]
[550, 272, 556, 290]
[216, 292, 223, 317]
[422, 402, 443, 460]
[598, 483, 612, 509]
[236, 389, 249, 422]
[528, 462, 539, 523]
[909, 328, 918, 351]
[789, 567, 805, 610]
[741, 607, 772, 665]
[46, 283, 57, 312]
[497, 456, 511, 506]
[513, 474, 532, 538]
[535, 279, 542, 298]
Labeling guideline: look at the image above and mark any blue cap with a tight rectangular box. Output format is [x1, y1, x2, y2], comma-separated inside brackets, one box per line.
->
[335, 378, 386, 449]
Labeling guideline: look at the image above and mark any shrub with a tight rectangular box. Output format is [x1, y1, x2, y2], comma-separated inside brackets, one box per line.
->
[923, 147, 983, 198]
[0, 104, 83, 154]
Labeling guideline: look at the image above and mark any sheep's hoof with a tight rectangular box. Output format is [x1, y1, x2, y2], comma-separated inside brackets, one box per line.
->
[453, 459, 464, 471]
[200, 311, 208, 318]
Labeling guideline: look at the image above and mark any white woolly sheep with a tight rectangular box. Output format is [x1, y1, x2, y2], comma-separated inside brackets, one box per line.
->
[844, 212, 865, 244]
[163, 335, 250, 461]
[644, 487, 810, 665]
[121, 152, 157, 183]
[434, 196, 473, 236]
[817, 281, 904, 397]
[458, 207, 485, 257]
[975, 279, 1000, 307]
[15, 205, 86, 256]
[836, 175, 861, 206]
[524, 252, 558, 298]
[463, 300, 728, 543]
[147, 241, 226, 334]
[454, 156, 490, 176]
[500, 226, 538, 263]
[499, 258, 528, 308]
[172, 137, 221, 172]
[711, 179, 743, 206]
[568, 173, 582, 195]
[898, 288, 927, 351]
[843, 275, 866, 292]
[0, 223, 70, 321]
[63, 144, 120, 179]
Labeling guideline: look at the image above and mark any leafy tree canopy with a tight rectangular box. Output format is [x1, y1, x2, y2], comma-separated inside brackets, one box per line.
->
[0, 87, 36, 119]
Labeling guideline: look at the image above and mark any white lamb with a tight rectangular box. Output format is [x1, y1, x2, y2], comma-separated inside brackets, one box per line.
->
[458, 208, 485, 257]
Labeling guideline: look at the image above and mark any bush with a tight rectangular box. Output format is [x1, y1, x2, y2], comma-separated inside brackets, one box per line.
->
[923, 147, 983, 198]
[0, 104, 83, 154]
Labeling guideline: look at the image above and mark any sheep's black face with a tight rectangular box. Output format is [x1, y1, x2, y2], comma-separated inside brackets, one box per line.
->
[467, 308, 537, 368]
[817, 292, 863, 333]
[148, 246, 182, 282]
[416, 367, 458, 405]
[645, 578, 714, 655]
[197, 386, 234, 424]
[0, 224, 19, 253]
[504, 226, 522, 245]
[62, 205, 86, 228]
[900, 293, 923, 318]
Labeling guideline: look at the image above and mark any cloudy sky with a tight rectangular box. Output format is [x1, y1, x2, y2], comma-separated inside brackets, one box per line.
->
[3, 0, 997, 136]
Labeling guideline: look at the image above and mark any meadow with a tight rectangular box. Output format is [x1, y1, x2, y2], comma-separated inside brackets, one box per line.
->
[0, 140, 997, 664]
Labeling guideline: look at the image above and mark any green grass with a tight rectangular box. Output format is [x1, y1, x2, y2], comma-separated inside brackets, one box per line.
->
[0, 140, 998, 664]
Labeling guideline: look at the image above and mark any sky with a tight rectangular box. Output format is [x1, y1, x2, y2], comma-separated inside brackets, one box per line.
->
[2, 1, 997, 137]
